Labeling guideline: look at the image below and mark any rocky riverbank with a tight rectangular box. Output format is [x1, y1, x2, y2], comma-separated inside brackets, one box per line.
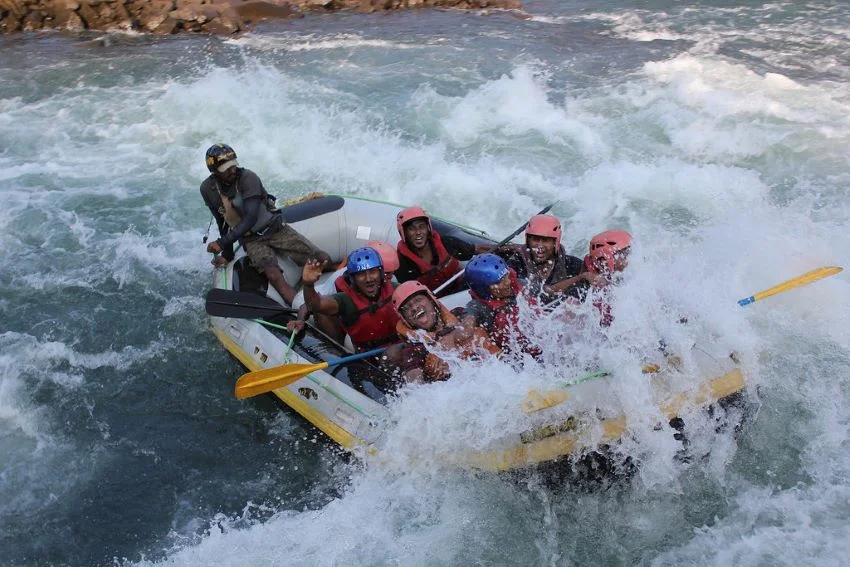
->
[0, 0, 523, 35]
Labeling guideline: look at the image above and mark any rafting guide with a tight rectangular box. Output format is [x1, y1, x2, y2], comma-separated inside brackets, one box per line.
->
[200, 143, 332, 305]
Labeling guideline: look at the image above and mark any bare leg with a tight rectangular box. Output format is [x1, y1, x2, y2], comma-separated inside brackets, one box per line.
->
[265, 265, 296, 305]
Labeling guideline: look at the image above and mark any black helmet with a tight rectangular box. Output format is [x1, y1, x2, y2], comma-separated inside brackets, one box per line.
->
[205, 143, 238, 173]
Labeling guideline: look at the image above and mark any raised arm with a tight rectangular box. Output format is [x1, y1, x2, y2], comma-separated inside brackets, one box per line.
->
[301, 258, 341, 316]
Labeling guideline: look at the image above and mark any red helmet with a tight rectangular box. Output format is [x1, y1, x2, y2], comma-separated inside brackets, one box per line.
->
[525, 214, 562, 249]
[365, 240, 400, 274]
[396, 206, 432, 240]
[391, 280, 436, 317]
[589, 229, 632, 273]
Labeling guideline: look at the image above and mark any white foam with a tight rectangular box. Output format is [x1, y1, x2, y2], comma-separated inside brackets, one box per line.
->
[228, 32, 420, 52]
[128, 40, 850, 561]
[2, 16, 850, 562]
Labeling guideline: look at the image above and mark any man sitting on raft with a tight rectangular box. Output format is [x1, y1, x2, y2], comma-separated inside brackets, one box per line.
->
[461, 253, 542, 360]
[494, 213, 584, 304]
[301, 247, 400, 353]
[392, 280, 499, 383]
[395, 206, 490, 293]
[200, 143, 331, 305]
[549, 229, 633, 327]
[287, 240, 399, 337]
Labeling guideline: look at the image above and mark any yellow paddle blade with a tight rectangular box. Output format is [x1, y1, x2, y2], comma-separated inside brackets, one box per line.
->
[234, 361, 329, 399]
[742, 266, 843, 306]
[521, 389, 570, 414]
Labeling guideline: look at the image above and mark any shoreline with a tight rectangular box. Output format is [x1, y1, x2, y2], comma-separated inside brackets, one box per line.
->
[0, 0, 524, 36]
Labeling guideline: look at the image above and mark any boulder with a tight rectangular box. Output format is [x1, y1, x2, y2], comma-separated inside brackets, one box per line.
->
[0, 0, 525, 35]
[1, 0, 29, 17]
[152, 15, 180, 33]
[234, 1, 298, 23]
[202, 13, 239, 33]
[53, 5, 86, 29]
[130, 0, 175, 31]
[21, 9, 42, 30]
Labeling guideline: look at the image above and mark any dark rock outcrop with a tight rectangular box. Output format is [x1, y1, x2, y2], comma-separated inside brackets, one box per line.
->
[0, 0, 524, 35]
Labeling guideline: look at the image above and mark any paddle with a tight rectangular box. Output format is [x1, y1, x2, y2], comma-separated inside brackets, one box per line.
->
[234, 347, 388, 399]
[207, 287, 404, 391]
[737, 266, 842, 306]
[522, 265, 844, 414]
[205, 288, 297, 319]
[433, 201, 559, 296]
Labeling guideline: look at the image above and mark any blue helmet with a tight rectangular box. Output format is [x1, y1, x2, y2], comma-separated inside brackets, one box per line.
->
[464, 253, 509, 299]
[346, 247, 383, 275]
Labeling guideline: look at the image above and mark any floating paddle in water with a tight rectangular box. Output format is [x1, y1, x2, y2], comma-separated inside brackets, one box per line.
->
[433, 201, 559, 296]
[234, 347, 388, 399]
[522, 265, 844, 413]
[737, 266, 842, 306]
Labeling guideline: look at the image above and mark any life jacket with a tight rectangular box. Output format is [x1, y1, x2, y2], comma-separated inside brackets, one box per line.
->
[397, 231, 462, 291]
[396, 302, 500, 381]
[216, 169, 278, 236]
[468, 271, 541, 357]
[515, 245, 582, 302]
[334, 275, 400, 351]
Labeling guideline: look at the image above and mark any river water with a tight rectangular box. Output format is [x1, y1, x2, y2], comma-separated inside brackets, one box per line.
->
[2, 1, 849, 565]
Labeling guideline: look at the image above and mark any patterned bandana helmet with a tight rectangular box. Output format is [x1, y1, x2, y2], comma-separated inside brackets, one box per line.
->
[205, 143, 238, 173]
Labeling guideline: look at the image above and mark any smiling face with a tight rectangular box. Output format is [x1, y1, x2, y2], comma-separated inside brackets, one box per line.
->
[352, 267, 383, 298]
[403, 218, 430, 251]
[525, 234, 556, 264]
[399, 292, 440, 332]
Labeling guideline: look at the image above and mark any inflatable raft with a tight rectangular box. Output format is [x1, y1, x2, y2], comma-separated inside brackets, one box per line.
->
[206, 194, 750, 475]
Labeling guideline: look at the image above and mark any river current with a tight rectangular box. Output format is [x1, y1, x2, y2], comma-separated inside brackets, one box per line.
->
[1, 1, 849, 565]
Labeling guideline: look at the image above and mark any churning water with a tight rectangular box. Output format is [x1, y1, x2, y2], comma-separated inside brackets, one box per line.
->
[1, 1, 849, 564]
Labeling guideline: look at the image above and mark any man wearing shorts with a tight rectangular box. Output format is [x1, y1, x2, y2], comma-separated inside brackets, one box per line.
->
[201, 143, 330, 305]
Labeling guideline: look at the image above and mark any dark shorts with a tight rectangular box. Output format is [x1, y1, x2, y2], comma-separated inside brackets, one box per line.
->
[244, 223, 322, 271]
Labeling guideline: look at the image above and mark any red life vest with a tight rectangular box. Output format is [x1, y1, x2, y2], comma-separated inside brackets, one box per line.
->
[334, 275, 400, 350]
[468, 272, 541, 357]
[397, 231, 462, 291]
